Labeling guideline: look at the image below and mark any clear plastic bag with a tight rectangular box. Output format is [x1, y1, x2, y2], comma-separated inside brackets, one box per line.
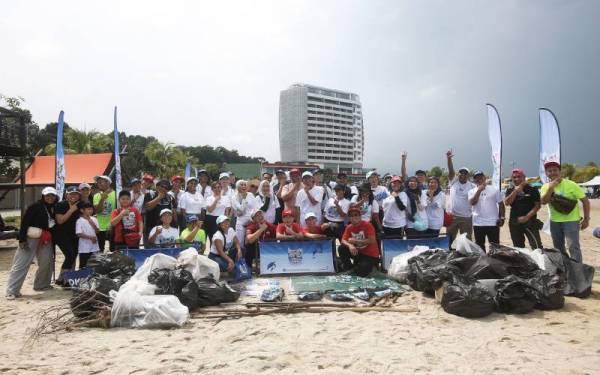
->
[130, 253, 177, 282]
[451, 233, 485, 255]
[387, 245, 431, 282]
[110, 288, 189, 328]
[176, 248, 220, 281]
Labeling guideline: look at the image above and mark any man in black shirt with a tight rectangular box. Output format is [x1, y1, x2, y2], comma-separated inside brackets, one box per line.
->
[504, 168, 542, 249]
[143, 179, 177, 248]
[54, 186, 82, 284]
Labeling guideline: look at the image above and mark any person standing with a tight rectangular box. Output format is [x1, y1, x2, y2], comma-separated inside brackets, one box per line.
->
[294, 171, 324, 228]
[205, 181, 232, 242]
[78, 182, 92, 204]
[404, 176, 429, 239]
[351, 183, 383, 233]
[446, 150, 476, 243]
[281, 169, 303, 211]
[110, 190, 143, 250]
[76, 202, 100, 268]
[336, 172, 355, 200]
[169, 175, 185, 231]
[323, 184, 351, 239]
[178, 177, 206, 221]
[255, 180, 279, 224]
[540, 161, 590, 262]
[468, 171, 505, 251]
[272, 169, 287, 224]
[424, 177, 446, 237]
[143, 179, 177, 247]
[54, 186, 82, 285]
[381, 176, 408, 237]
[92, 175, 116, 252]
[231, 180, 257, 248]
[129, 178, 145, 213]
[504, 168, 543, 249]
[197, 169, 213, 199]
[5, 187, 57, 299]
[400, 152, 427, 191]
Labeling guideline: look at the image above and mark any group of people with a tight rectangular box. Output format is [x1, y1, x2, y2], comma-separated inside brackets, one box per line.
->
[4, 150, 592, 300]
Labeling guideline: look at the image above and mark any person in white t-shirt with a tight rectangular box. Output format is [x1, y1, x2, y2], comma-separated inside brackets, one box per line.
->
[148, 209, 180, 248]
[255, 180, 279, 224]
[75, 202, 100, 268]
[350, 183, 383, 233]
[294, 171, 324, 228]
[425, 177, 446, 237]
[323, 184, 350, 239]
[404, 176, 429, 238]
[468, 171, 505, 251]
[366, 170, 390, 209]
[231, 180, 257, 247]
[129, 178, 146, 213]
[205, 181, 232, 243]
[197, 169, 213, 199]
[446, 150, 476, 243]
[382, 176, 409, 237]
[208, 215, 242, 272]
[179, 177, 206, 219]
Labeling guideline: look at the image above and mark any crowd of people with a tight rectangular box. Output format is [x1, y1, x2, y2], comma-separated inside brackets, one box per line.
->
[4, 151, 592, 300]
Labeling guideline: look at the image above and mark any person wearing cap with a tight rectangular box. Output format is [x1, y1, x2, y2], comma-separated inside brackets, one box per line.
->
[350, 183, 383, 233]
[178, 176, 207, 223]
[209, 215, 242, 272]
[205, 181, 233, 243]
[54, 186, 83, 285]
[323, 183, 351, 239]
[179, 214, 207, 253]
[295, 171, 325, 228]
[302, 212, 328, 239]
[6, 187, 57, 299]
[468, 171, 505, 251]
[339, 206, 380, 277]
[281, 168, 303, 211]
[446, 149, 476, 243]
[231, 180, 258, 247]
[143, 179, 178, 247]
[92, 175, 116, 252]
[276, 209, 304, 239]
[78, 182, 92, 203]
[272, 169, 288, 224]
[110, 190, 143, 250]
[504, 168, 543, 249]
[142, 173, 155, 193]
[75, 201, 100, 268]
[148, 209, 180, 247]
[197, 169, 212, 198]
[424, 177, 446, 237]
[540, 161, 590, 262]
[382, 176, 409, 237]
[219, 172, 235, 201]
[129, 178, 145, 213]
[245, 210, 277, 268]
[336, 172, 354, 200]
[255, 180, 280, 224]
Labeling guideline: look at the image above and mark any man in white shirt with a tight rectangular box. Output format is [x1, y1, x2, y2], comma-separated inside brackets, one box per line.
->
[468, 171, 505, 251]
[295, 171, 324, 228]
[446, 150, 476, 243]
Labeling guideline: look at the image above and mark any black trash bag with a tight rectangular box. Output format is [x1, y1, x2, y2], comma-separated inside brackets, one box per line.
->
[70, 275, 119, 319]
[529, 271, 565, 310]
[148, 268, 199, 310]
[196, 277, 240, 307]
[450, 256, 513, 280]
[494, 275, 540, 314]
[86, 252, 136, 278]
[488, 244, 540, 279]
[407, 250, 460, 294]
[541, 247, 594, 298]
[440, 275, 496, 318]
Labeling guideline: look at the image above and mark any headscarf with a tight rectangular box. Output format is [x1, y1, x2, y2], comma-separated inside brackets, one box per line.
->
[428, 177, 442, 196]
[406, 176, 420, 222]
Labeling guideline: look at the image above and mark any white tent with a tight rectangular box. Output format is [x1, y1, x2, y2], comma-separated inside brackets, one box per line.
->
[580, 176, 600, 187]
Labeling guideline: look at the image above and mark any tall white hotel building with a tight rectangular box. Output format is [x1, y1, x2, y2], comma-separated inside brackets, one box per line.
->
[278, 83, 364, 173]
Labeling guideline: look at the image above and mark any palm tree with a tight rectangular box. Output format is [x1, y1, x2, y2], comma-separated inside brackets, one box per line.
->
[144, 140, 186, 178]
[43, 128, 110, 155]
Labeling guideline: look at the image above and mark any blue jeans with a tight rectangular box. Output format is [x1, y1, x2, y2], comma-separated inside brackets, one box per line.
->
[208, 247, 238, 272]
[550, 221, 582, 262]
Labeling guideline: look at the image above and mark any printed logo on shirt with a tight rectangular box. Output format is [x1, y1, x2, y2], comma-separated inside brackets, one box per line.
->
[102, 200, 113, 216]
[374, 191, 389, 202]
[121, 212, 136, 230]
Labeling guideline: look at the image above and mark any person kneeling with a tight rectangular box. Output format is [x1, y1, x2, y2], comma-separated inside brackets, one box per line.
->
[338, 207, 380, 277]
[179, 214, 207, 254]
[245, 209, 276, 269]
[208, 215, 243, 272]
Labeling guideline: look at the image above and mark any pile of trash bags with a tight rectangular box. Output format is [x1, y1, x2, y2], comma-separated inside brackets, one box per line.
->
[389, 234, 595, 318]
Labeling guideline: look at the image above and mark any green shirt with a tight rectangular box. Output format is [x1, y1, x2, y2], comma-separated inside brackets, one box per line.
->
[92, 191, 117, 231]
[540, 179, 585, 222]
[179, 228, 206, 245]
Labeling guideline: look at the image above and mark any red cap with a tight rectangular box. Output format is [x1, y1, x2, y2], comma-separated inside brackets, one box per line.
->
[142, 173, 154, 182]
[511, 168, 525, 177]
[544, 161, 561, 170]
[390, 175, 402, 183]
[282, 209, 294, 218]
[171, 175, 184, 183]
[348, 207, 361, 216]
[289, 168, 300, 175]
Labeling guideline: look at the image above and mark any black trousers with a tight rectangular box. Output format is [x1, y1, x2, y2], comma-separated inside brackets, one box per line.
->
[473, 226, 500, 252]
[337, 245, 379, 277]
[323, 220, 345, 240]
[96, 231, 114, 252]
[245, 242, 259, 270]
[79, 252, 94, 269]
[383, 226, 404, 238]
[55, 237, 79, 271]
[509, 221, 542, 249]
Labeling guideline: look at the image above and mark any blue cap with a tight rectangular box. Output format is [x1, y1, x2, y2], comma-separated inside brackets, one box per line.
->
[186, 214, 199, 223]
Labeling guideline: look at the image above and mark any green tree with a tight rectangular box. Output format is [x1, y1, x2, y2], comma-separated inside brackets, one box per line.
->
[144, 140, 186, 178]
[44, 127, 110, 155]
[429, 166, 443, 178]
[561, 163, 576, 180]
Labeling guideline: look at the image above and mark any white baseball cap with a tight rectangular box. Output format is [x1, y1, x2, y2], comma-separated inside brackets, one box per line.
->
[186, 176, 198, 184]
[304, 212, 317, 221]
[94, 175, 112, 184]
[159, 208, 173, 216]
[302, 171, 313, 178]
[78, 182, 91, 190]
[219, 172, 230, 180]
[216, 215, 230, 225]
[366, 170, 378, 179]
[42, 187, 58, 196]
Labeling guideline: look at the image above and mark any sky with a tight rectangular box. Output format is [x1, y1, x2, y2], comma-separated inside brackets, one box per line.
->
[1, 0, 599, 177]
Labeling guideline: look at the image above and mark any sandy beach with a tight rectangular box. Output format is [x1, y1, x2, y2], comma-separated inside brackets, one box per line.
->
[1, 202, 599, 375]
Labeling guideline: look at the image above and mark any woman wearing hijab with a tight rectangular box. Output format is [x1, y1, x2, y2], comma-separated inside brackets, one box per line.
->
[425, 177, 446, 237]
[255, 180, 279, 224]
[231, 180, 257, 248]
[381, 176, 409, 237]
[404, 176, 429, 239]
[5, 187, 58, 299]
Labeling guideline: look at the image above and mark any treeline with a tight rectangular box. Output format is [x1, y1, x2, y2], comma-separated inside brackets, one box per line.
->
[0, 96, 265, 181]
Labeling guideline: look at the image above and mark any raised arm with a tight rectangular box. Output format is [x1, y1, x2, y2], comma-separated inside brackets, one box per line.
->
[446, 149, 455, 181]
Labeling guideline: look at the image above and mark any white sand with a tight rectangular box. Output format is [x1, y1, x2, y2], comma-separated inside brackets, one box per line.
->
[1, 202, 599, 374]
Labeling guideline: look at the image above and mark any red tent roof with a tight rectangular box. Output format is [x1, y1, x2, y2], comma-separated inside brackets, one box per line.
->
[23, 153, 113, 185]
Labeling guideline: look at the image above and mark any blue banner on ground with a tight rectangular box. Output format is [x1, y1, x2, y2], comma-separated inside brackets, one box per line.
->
[63, 268, 93, 288]
[381, 236, 450, 271]
[259, 240, 335, 275]
[124, 248, 186, 269]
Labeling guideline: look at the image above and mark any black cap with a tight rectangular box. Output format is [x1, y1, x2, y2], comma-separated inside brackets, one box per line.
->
[66, 186, 80, 195]
[197, 169, 208, 176]
[333, 183, 346, 191]
[415, 169, 426, 175]
[156, 179, 171, 189]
